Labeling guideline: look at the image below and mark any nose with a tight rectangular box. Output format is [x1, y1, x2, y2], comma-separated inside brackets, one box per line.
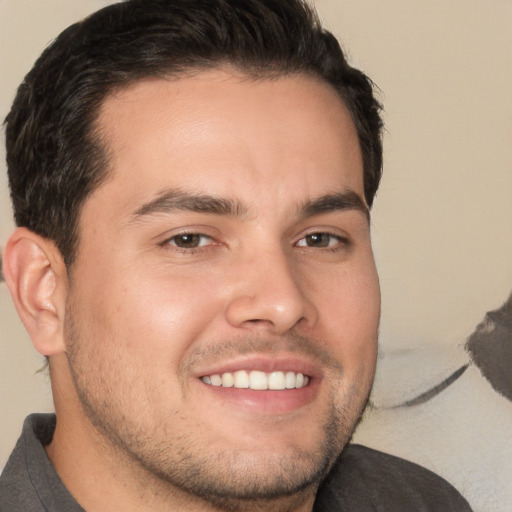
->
[225, 249, 318, 334]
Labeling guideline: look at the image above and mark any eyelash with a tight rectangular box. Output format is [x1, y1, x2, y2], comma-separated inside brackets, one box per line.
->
[162, 232, 215, 253]
[161, 231, 349, 254]
[296, 232, 349, 251]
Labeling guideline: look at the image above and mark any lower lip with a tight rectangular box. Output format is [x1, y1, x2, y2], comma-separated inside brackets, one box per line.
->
[198, 379, 320, 415]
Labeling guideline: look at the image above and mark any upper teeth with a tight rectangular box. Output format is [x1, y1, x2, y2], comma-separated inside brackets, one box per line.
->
[201, 370, 309, 390]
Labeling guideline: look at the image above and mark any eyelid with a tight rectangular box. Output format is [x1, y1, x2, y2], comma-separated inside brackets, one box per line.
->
[295, 223, 351, 243]
[295, 231, 348, 248]
[166, 233, 213, 248]
[156, 223, 218, 241]
[157, 226, 222, 253]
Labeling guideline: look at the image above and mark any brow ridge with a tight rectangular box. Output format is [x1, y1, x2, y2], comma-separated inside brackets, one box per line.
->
[130, 188, 368, 222]
[300, 191, 369, 221]
[131, 188, 249, 219]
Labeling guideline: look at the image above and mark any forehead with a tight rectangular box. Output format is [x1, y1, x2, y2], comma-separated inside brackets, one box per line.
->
[89, 69, 364, 218]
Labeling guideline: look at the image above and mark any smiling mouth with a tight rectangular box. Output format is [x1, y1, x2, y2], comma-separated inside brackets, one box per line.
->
[201, 370, 310, 390]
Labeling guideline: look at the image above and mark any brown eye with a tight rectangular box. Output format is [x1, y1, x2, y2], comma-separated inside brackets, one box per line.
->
[305, 233, 331, 247]
[297, 232, 341, 248]
[169, 234, 211, 249]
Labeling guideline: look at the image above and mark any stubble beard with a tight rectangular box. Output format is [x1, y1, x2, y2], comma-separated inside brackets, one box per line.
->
[64, 302, 373, 511]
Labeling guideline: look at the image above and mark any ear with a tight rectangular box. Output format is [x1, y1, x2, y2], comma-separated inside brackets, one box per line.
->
[2, 227, 68, 356]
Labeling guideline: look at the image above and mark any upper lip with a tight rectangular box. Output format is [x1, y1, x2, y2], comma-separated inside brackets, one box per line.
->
[192, 353, 324, 380]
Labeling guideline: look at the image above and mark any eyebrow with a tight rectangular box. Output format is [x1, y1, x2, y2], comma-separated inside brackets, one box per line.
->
[131, 188, 249, 220]
[129, 188, 369, 222]
[299, 191, 369, 221]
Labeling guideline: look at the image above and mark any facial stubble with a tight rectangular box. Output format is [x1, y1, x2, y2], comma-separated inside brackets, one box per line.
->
[63, 298, 374, 510]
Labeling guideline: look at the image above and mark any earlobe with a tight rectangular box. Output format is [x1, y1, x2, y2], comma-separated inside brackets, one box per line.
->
[2, 227, 68, 356]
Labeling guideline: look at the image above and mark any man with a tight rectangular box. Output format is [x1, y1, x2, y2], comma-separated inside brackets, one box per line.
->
[0, 0, 472, 510]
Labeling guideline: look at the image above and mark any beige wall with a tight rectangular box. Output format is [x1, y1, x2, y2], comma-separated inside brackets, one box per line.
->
[316, 0, 512, 350]
[1, 0, 511, 501]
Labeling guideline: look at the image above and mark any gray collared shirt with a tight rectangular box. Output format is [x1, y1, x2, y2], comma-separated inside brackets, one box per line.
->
[1, 414, 473, 511]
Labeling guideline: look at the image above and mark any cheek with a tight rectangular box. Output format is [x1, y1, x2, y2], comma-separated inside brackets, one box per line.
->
[80, 266, 227, 359]
[66, 268, 229, 414]
[315, 262, 380, 367]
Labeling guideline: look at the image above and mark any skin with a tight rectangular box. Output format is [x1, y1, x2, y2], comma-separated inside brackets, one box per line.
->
[5, 69, 380, 511]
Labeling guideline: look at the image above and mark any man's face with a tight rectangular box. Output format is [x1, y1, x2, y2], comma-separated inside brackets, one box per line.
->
[63, 70, 380, 505]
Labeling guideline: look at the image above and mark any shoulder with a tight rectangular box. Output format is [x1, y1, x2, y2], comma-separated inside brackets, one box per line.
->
[314, 444, 473, 512]
[0, 415, 47, 511]
[0, 414, 83, 512]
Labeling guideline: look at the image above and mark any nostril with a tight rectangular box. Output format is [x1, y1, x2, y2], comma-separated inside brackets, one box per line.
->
[243, 318, 275, 328]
